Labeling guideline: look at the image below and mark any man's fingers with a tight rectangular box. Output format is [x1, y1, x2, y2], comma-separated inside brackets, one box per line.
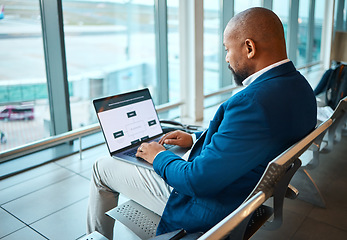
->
[159, 131, 178, 144]
[163, 138, 178, 145]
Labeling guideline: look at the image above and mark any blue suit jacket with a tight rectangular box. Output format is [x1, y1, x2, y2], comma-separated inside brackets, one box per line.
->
[153, 61, 317, 235]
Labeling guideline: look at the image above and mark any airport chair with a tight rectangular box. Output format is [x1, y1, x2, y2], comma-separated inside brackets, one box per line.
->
[291, 97, 347, 208]
[302, 97, 347, 169]
[196, 118, 332, 240]
[106, 119, 332, 240]
[325, 96, 347, 151]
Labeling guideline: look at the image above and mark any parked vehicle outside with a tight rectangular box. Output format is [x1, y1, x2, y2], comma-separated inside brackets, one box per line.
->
[0, 106, 34, 120]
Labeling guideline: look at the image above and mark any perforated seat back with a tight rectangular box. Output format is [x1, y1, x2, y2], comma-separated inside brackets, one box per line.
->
[107, 200, 161, 239]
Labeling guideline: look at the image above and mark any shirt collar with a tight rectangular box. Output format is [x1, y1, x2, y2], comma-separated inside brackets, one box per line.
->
[242, 59, 290, 87]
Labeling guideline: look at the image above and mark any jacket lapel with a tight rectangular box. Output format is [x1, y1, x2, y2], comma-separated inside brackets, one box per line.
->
[188, 105, 224, 161]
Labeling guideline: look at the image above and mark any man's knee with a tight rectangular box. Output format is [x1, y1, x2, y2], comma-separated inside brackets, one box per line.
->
[91, 156, 115, 191]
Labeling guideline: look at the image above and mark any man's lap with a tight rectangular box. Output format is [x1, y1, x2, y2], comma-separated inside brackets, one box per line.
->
[94, 155, 171, 215]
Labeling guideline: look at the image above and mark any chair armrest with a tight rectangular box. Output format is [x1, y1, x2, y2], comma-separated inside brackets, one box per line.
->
[197, 192, 265, 240]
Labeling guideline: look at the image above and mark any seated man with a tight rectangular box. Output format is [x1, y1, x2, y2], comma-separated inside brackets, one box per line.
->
[87, 7, 317, 239]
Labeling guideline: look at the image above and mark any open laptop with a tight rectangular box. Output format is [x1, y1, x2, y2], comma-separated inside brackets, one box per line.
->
[93, 88, 188, 170]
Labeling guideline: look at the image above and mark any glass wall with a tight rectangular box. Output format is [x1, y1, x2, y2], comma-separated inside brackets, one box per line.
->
[313, 0, 324, 63]
[167, 0, 180, 103]
[203, 0, 221, 95]
[0, 0, 50, 152]
[234, 0, 261, 15]
[1, 0, 336, 161]
[334, 0, 347, 32]
[274, 0, 323, 67]
[273, 0, 290, 47]
[62, 0, 157, 129]
[297, 0, 311, 66]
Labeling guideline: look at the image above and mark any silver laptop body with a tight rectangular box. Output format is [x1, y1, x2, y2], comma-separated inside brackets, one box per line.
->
[93, 88, 187, 170]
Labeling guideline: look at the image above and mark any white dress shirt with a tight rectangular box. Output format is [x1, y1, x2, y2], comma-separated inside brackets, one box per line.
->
[242, 59, 290, 87]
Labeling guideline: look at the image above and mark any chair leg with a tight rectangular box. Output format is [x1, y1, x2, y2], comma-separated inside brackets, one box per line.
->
[335, 116, 347, 142]
[290, 168, 326, 208]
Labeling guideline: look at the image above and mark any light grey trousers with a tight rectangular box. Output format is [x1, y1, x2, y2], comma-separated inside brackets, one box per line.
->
[86, 155, 172, 240]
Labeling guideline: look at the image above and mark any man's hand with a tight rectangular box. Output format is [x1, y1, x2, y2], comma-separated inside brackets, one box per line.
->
[158, 130, 193, 148]
[136, 142, 166, 164]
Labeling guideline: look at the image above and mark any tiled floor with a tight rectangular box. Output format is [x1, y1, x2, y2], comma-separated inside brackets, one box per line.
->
[1, 131, 347, 240]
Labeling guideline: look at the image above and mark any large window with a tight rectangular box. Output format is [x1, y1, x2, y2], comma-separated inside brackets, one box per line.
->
[0, 0, 50, 152]
[273, 0, 290, 49]
[297, 0, 311, 66]
[313, 0, 324, 63]
[234, 0, 261, 15]
[334, 0, 347, 32]
[274, 0, 323, 67]
[62, 0, 158, 129]
[203, 0, 221, 95]
[167, 0, 180, 103]
[0, 0, 336, 164]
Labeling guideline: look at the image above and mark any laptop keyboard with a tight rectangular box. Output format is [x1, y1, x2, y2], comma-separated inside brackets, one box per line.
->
[124, 149, 139, 158]
[124, 144, 175, 158]
[163, 144, 175, 150]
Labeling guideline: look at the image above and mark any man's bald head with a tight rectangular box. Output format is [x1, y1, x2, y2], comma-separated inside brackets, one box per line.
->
[226, 7, 286, 49]
[223, 8, 287, 85]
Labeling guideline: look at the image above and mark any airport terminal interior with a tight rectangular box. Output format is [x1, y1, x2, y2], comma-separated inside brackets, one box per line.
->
[1, 0, 347, 239]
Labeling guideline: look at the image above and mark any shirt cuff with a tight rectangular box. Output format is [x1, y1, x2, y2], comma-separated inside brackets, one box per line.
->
[191, 133, 197, 142]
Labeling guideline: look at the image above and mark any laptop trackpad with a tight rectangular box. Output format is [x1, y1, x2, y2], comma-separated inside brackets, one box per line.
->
[169, 145, 190, 158]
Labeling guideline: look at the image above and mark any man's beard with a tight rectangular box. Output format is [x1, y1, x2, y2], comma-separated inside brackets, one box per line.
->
[228, 64, 249, 86]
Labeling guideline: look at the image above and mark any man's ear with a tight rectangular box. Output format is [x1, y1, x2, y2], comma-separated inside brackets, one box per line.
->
[245, 39, 256, 59]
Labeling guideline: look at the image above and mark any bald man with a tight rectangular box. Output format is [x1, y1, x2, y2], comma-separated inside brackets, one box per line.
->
[87, 7, 317, 238]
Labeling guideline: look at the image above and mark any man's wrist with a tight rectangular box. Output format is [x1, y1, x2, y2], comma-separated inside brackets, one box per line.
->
[154, 150, 166, 161]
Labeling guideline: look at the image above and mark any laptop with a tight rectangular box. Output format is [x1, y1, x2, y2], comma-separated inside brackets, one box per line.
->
[93, 88, 188, 170]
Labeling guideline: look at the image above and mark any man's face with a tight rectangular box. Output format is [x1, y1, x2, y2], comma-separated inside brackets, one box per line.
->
[227, 63, 250, 86]
[223, 28, 251, 86]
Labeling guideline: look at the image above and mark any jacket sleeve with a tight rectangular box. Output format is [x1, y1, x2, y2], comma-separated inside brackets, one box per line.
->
[153, 95, 272, 197]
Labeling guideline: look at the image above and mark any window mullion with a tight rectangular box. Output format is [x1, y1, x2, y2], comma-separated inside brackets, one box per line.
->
[306, 0, 316, 64]
[179, 0, 204, 122]
[220, 0, 234, 88]
[262, 0, 273, 9]
[154, 0, 169, 105]
[287, 0, 299, 65]
[39, 0, 71, 135]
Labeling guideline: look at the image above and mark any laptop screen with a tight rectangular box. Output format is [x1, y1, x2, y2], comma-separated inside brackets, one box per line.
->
[93, 88, 163, 154]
